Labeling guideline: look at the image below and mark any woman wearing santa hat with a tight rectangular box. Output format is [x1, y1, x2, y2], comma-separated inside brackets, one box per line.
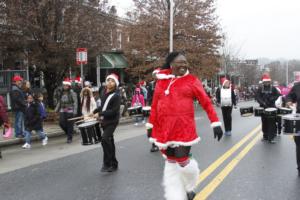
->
[255, 73, 280, 143]
[55, 78, 78, 143]
[93, 73, 121, 173]
[216, 78, 237, 136]
[147, 52, 223, 200]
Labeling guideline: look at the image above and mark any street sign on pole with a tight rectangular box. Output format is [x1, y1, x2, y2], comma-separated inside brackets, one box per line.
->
[76, 48, 87, 85]
[76, 48, 87, 65]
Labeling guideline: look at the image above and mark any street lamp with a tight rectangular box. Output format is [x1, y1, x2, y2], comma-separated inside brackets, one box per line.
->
[166, 0, 174, 52]
[286, 61, 289, 86]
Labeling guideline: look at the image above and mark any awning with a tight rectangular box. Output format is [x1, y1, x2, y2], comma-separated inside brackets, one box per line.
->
[100, 53, 128, 69]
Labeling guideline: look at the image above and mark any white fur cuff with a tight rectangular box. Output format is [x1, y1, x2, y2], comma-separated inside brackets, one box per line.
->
[156, 74, 175, 80]
[211, 121, 222, 128]
[145, 123, 153, 129]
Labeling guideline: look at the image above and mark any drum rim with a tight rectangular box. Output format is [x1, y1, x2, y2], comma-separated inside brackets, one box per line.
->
[265, 108, 277, 111]
[78, 121, 99, 128]
[128, 106, 142, 110]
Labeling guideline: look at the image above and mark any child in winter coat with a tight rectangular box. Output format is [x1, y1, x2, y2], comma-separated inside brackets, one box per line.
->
[37, 93, 48, 137]
[131, 87, 145, 125]
[22, 94, 48, 149]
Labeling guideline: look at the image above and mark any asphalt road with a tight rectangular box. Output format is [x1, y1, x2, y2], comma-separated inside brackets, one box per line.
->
[0, 101, 299, 200]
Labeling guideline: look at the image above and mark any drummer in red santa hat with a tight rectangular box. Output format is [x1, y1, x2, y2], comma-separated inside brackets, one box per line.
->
[216, 77, 237, 136]
[146, 52, 223, 200]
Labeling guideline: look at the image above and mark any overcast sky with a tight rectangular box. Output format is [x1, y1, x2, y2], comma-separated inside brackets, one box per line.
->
[109, 0, 300, 60]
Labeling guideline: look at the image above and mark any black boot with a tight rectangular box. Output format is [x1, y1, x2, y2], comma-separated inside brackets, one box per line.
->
[187, 191, 196, 200]
[0, 150, 2, 159]
[150, 144, 159, 152]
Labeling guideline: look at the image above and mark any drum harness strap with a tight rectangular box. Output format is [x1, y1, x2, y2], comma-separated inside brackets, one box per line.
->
[98, 93, 115, 121]
[102, 93, 115, 112]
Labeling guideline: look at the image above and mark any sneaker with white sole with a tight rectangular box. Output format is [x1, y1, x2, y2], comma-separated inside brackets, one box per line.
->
[42, 136, 48, 146]
[22, 143, 31, 149]
[134, 123, 139, 126]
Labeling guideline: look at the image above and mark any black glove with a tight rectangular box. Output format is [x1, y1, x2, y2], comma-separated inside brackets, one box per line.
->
[93, 108, 99, 114]
[213, 126, 223, 141]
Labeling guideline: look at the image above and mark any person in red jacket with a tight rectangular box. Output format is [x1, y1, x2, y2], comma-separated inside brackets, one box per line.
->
[146, 52, 223, 200]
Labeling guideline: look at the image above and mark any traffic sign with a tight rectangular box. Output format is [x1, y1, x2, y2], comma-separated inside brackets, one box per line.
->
[76, 48, 87, 65]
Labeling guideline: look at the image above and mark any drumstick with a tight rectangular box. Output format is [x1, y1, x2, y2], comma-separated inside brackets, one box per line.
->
[75, 117, 96, 124]
[68, 116, 85, 121]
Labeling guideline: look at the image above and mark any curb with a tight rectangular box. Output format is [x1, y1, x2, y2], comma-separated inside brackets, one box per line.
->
[0, 117, 134, 148]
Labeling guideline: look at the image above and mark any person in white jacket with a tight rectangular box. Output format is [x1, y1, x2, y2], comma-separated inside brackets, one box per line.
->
[80, 87, 97, 118]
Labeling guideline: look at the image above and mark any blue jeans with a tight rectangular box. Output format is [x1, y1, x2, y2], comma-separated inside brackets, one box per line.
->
[14, 111, 24, 137]
[24, 129, 46, 144]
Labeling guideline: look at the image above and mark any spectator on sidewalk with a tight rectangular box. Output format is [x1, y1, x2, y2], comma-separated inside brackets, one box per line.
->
[10, 75, 26, 138]
[37, 93, 47, 137]
[22, 93, 48, 149]
[80, 87, 97, 118]
[131, 87, 145, 126]
[0, 95, 10, 158]
[73, 76, 83, 117]
[22, 80, 32, 97]
[55, 78, 78, 144]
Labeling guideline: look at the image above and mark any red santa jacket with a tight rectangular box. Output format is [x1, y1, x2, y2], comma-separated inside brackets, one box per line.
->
[148, 73, 221, 148]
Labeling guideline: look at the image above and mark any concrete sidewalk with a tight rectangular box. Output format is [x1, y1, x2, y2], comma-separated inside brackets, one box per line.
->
[0, 117, 134, 148]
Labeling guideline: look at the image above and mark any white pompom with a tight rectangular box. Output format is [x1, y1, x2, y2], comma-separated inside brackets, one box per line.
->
[165, 90, 170, 95]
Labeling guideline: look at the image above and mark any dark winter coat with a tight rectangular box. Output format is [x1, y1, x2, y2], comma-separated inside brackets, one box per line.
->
[93, 89, 121, 127]
[24, 101, 42, 131]
[0, 96, 9, 126]
[255, 85, 280, 108]
[10, 85, 26, 112]
[286, 82, 300, 113]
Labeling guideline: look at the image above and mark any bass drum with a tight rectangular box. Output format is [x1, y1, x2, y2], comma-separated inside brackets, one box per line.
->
[282, 114, 300, 135]
[240, 106, 253, 117]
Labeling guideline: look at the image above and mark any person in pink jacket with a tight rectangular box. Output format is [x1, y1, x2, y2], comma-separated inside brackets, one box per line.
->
[131, 87, 145, 125]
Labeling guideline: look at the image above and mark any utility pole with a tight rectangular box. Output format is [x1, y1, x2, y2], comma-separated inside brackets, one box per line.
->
[286, 61, 289, 86]
[167, 0, 174, 52]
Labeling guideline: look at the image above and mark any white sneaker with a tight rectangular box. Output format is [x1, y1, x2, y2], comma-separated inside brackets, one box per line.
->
[22, 143, 31, 149]
[134, 123, 139, 126]
[142, 120, 146, 124]
[42, 136, 48, 146]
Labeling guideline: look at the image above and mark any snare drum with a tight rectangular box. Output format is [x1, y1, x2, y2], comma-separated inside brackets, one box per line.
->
[128, 106, 142, 116]
[254, 107, 264, 117]
[277, 107, 293, 116]
[264, 108, 277, 117]
[142, 106, 151, 117]
[77, 120, 101, 145]
[240, 106, 253, 117]
[282, 114, 300, 135]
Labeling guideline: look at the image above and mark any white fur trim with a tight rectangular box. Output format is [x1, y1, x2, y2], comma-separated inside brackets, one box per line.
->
[211, 121, 222, 128]
[156, 73, 175, 80]
[63, 81, 71, 86]
[163, 162, 187, 200]
[149, 137, 201, 149]
[262, 78, 271, 82]
[152, 69, 160, 74]
[145, 123, 153, 129]
[179, 159, 200, 192]
[106, 75, 119, 87]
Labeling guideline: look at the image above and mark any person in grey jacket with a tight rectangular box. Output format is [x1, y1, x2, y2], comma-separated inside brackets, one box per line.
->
[10, 75, 26, 138]
[55, 78, 78, 143]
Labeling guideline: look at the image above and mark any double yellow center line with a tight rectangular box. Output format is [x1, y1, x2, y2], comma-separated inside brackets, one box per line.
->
[194, 125, 262, 200]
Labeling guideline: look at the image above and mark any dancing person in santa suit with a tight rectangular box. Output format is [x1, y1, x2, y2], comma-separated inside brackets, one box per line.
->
[255, 74, 280, 143]
[146, 52, 223, 200]
[216, 78, 237, 136]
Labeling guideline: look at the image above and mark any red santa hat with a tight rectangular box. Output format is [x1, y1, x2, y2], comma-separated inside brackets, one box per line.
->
[12, 75, 23, 82]
[106, 73, 119, 87]
[262, 74, 271, 82]
[220, 77, 229, 86]
[74, 76, 82, 84]
[63, 77, 72, 86]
